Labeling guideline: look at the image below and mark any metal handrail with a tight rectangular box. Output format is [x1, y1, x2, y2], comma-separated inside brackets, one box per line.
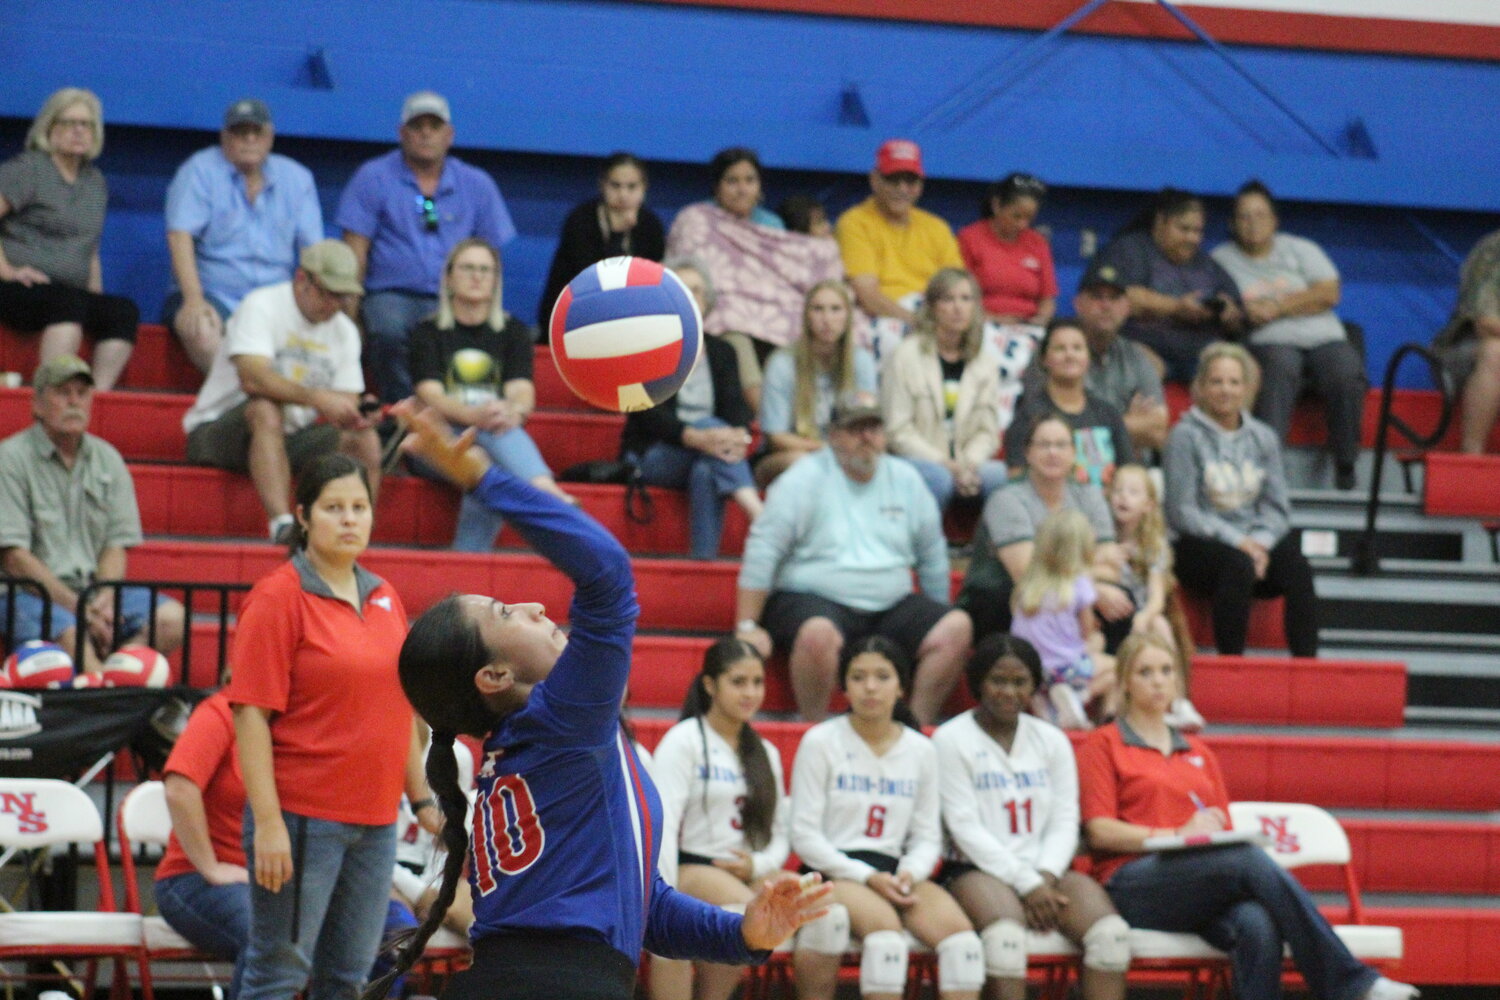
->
[71, 579, 250, 684]
[1351, 343, 1454, 575]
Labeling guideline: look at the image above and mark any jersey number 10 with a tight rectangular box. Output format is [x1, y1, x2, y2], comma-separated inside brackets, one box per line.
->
[474, 774, 547, 894]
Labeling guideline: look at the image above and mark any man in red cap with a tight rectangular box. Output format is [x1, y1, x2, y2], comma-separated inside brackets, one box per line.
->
[834, 139, 962, 324]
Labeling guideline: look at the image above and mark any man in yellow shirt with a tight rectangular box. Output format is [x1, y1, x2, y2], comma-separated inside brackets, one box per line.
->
[835, 139, 963, 323]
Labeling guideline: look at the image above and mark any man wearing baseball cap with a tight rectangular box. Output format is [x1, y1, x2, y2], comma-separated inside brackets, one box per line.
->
[164, 98, 324, 372]
[0, 354, 185, 672]
[735, 391, 972, 725]
[336, 90, 516, 402]
[1019, 260, 1170, 452]
[183, 240, 380, 543]
[834, 139, 963, 323]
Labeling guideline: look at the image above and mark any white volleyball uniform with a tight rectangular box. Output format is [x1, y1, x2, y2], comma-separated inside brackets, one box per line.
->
[931, 711, 1079, 896]
[789, 716, 942, 884]
[653, 717, 789, 889]
[395, 739, 476, 877]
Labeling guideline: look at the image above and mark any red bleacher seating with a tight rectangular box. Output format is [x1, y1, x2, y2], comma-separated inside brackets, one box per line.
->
[1422, 451, 1500, 517]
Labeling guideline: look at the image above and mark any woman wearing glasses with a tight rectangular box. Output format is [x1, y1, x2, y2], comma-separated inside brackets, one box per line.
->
[958, 174, 1058, 328]
[410, 238, 574, 551]
[0, 87, 138, 389]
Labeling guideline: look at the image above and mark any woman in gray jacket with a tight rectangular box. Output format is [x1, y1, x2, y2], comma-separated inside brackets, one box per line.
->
[1163, 342, 1318, 656]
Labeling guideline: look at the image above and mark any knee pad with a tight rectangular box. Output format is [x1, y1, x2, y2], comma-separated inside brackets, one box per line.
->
[858, 929, 909, 996]
[794, 903, 849, 955]
[980, 919, 1028, 979]
[936, 930, 985, 993]
[1081, 914, 1132, 974]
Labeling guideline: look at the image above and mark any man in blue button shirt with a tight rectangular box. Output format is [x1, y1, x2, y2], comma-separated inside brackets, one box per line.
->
[336, 91, 516, 402]
[164, 99, 324, 373]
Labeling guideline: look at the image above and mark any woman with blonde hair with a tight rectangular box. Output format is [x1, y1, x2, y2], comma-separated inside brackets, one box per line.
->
[409, 237, 573, 550]
[883, 268, 1007, 510]
[1163, 341, 1318, 656]
[755, 279, 876, 487]
[0, 87, 138, 388]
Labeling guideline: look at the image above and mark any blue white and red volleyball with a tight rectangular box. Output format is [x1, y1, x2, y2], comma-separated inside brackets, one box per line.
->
[549, 256, 703, 413]
[2, 640, 76, 689]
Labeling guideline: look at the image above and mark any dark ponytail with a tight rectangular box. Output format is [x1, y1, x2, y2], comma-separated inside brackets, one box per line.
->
[680, 637, 778, 852]
[839, 636, 922, 730]
[362, 731, 472, 1000]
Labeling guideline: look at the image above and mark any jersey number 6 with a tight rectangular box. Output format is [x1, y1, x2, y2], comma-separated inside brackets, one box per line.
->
[864, 804, 886, 839]
[474, 774, 547, 893]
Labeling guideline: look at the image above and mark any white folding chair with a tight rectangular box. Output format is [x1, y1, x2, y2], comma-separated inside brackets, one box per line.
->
[0, 777, 147, 1000]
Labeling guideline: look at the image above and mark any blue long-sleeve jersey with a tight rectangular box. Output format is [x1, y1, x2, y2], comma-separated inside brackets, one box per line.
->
[464, 467, 762, 966]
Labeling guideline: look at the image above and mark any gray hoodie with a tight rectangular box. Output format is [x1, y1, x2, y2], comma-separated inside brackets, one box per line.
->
[1163, 405, 1289, 548]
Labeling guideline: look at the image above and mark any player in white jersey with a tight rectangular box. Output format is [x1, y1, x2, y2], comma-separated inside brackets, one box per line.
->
[790, 637, 984, 1000]
[934, 635, 1129, 1000]
[651, 638, 791, 1000]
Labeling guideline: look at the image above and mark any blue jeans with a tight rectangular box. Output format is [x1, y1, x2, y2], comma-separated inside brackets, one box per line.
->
[633, 417, 753, 559]
[904, 457, 1010, 511]
[155, 871, 250, 999]
[362, 290, 437, 402]
[1106, 843, 1378, 1000]
[0, 585, 166, 645]
[239, 809, 397, 1000]
[451, 426, 553, 552]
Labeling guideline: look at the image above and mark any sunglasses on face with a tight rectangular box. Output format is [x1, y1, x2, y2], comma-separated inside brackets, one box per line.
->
[416, 195, 439, 232]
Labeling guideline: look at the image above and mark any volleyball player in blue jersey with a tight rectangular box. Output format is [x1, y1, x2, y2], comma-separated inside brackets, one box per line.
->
[369, 405, 830, 1000]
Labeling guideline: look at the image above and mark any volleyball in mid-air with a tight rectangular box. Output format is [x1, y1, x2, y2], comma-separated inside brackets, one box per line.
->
[549, 257, 703, 413]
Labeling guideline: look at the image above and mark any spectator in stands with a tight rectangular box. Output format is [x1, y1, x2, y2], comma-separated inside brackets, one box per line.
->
[156, 692, 248, 997]
[957, 413, 1128, 645]
[337, 91, 516, 402]
[226, 454, 435, 1000]
[620, 258, 762, 559]
[776, 194, 833, 238]
[666, 147, 845, 368]
[182, 240, 381, 544]
[881, 268, 1008, 510]
[537, 152, 665, 331]
[756, 280, 876, 488]
[1164, 342, 1318, 657]
[163, 98, 324, 374]
[1095, 188, 1243, 383]
[1433, 228, 1500, 454]
[1212, 181, 1366, 490]
[0, 87, 137, 390]
[411, 238, 572, 551]
[735, 397, 971, 724]
[1005, 319, 1133, 487]
[934, 635, 1131, 1000]
[835, 139, 963, 324]
[1022, 263, 1168, 453]
[958, 173, 1057, 326]
[0, 354, 185, 672]
[1078, 633, 1420, 1000]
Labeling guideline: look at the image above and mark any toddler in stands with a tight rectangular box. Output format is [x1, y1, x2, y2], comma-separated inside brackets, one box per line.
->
[1009, 509, 1114, 729]
[1107, 464, 1205, 730]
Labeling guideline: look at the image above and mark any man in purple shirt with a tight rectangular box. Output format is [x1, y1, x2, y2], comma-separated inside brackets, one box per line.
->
[336, 91, 516, 402]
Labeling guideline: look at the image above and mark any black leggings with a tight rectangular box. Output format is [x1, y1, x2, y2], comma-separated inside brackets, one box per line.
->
[442, 933, 636, 1000]
[1173, 532, 1318, 657]
[0, 280, 139, 343]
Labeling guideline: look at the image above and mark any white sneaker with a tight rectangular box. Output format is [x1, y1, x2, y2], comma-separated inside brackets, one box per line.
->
[1165, 697, 1207, 732]
[1364, 977, 1419, 1000]
[1049, 685, 1092, 731]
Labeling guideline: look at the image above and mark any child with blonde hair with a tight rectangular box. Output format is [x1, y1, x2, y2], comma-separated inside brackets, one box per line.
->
[1108, 464, 1206, 731]
[1010, 509, 1115, 729]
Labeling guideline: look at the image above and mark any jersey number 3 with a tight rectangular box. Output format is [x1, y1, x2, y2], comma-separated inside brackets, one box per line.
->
[474, 775, 546, 893]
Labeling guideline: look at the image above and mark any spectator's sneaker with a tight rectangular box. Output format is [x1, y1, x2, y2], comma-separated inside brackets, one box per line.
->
[1165, 697, 1207, 732]
[1336, 464, 1358, 491]
[1049, 685, 1092, 731]
[1364, 978, 1419, 1000]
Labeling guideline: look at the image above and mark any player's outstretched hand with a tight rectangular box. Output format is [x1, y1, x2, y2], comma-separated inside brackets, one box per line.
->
[740, 871, 833, 951]
[392, 400, 491, 490]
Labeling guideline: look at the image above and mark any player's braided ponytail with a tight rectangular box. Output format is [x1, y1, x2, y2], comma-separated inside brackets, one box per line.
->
[361, 731, 472, 1000]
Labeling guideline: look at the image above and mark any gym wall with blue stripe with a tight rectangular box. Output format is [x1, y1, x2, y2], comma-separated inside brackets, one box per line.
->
[2, 0, 1497, 387]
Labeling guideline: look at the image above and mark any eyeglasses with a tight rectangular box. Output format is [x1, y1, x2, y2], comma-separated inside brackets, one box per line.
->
[416, 195, 439, 232]
[53, 118, 95, 132]
[453, 263, 495, 276]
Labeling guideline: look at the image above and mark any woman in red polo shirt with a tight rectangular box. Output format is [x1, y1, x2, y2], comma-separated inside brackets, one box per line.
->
[1077, 635, 1417, 1000]
[226, 454, 434, 1000]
